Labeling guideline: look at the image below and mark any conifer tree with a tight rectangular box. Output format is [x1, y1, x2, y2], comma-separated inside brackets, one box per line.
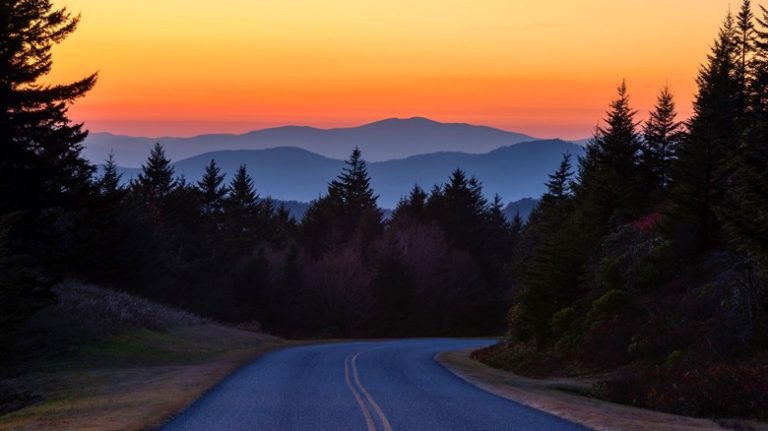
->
[98, 152, 124, 199]
[736, 0, 756, 114]
[720, 5, 768, 268]
[197, 159, 227, 216]
[668, 14, 740, 249]
[0, 1, 95, 346]
[301, 147, 382, 255]
[574, 82, 643, 241]
[134, 143, 177, 216]
[0, 0, 97, 217]
[642, 87, 683, 192]
[327, 147, 383, 231]
[225, 165, 258, 229]
[511, 154, 579, 344]
[392, 184, 428, 224]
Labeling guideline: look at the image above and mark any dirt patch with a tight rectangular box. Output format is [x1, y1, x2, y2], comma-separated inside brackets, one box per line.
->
[437, 348, 726, 431]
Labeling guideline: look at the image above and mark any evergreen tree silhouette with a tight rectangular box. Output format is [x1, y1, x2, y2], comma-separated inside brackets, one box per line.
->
[0, 1, 97, 349]
[98, 152, 124, 199]
[668, 14, 740, 249]
[642, 86, 683, 192]
[197, 159, 228, 216]
[575, 81, 643, 241]
[134, 143, 177, 222]
[0, 0, 97, 217]
[736, 0, 756, 115]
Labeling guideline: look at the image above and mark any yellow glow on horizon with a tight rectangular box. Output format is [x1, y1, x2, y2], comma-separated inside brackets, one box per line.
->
[49, 0, 734, 138]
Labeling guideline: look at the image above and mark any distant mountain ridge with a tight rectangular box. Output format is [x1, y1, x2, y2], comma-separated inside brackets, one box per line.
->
[111, 139, 584, 208]
[84, 117, 548, 167]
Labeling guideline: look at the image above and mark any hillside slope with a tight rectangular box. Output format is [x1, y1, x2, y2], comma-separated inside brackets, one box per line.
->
[0, 282, 283, 431]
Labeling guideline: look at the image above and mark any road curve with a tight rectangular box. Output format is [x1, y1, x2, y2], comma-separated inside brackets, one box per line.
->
[160, 339, 589, 431]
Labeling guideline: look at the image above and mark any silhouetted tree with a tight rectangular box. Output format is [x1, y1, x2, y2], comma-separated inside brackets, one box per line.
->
[642, 87, 683, 193]
[668, 14, 740, 249]
[575, 81, 643, 243]
[0, 0, 96, 349]
[301, 148, 383, 255]
[510, 154, 581, 344]
[134, 143, 177, 222]
[198, 159, 227, 217]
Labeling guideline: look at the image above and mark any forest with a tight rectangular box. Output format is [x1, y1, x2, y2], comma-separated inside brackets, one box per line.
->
[1, 0, 767, 422]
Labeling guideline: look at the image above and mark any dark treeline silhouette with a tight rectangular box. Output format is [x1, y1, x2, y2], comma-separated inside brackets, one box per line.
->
[478, 1, 768, 420]
[2, 0, 768, 421]
[76, 144, 513, 338]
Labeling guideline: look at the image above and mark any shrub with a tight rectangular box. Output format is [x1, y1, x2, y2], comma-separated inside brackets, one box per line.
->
[588, 289, 631, 322]
[550, 307, 578, 335]
[597, 361, 768, 420]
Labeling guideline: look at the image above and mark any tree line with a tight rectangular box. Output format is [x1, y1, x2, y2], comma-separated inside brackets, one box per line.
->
[478, 0, 768, 419]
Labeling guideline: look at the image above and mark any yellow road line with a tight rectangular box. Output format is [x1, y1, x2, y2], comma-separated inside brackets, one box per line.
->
[344, 353, 377, 431]
[351, 351, 394, 431]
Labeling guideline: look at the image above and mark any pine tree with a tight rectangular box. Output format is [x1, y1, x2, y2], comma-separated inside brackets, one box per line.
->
[134, 143, 177, 217]
[0, 1, 95, 348]
[574, 82, 643, 241]
[642, 87, 683, 192]
[327, 147, 383, 231]
[197, 159, 227, 216]
[736, 0, 756, 114]
[98, 152, 124, 199]
[720, 5, 768, 268]
[0, 0, 97, 216]
[439, 169, 488, 246]
[510, 154, 580, 345]
[224, 165, 259, 236]
[301, 147, 383, 255]
[228, 165, 257, 208]
[392, 184, 428, 224]
[668, 14, 740, 249]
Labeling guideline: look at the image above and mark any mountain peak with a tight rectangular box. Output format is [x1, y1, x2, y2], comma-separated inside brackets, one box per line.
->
[362, 117, 442, 128]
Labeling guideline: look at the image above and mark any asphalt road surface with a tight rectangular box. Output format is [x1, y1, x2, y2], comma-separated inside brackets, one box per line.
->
[161, 339, 589, 431]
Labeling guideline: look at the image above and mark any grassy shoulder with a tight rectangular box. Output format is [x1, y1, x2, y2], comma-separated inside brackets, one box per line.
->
[0, 283, 292, 431]
[437, 348, 735, 431]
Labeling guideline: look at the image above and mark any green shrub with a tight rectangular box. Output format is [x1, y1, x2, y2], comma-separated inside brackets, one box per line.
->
[550, 307, 578, 335]
[588, 289, 631, 322]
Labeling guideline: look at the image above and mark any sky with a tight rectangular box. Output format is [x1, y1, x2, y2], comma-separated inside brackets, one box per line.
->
[48, 0, 734, 139]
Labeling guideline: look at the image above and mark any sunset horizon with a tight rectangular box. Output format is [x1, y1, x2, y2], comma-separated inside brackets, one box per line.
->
[49, 0, 734, 139]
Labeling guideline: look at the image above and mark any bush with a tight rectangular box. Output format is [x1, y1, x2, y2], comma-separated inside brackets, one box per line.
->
[550, 307, 578, 335]
[588, 289, 631, 322]
[597, 361, 768, 420]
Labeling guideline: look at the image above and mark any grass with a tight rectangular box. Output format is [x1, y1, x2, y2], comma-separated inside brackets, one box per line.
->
[0, 282, 289, 431]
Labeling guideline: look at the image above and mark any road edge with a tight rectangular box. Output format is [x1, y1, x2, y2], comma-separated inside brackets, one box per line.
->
[435, 348, 726, 431]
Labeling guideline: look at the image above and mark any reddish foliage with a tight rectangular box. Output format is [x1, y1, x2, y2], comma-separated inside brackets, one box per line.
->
[598, 361, 768, 420]
[631, 212, 662, 232]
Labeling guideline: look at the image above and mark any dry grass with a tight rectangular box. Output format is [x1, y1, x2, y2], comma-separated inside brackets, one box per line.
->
[0, 282, 289, 431]
[437, 348, 728, 431]
[0, 334, 287, 431]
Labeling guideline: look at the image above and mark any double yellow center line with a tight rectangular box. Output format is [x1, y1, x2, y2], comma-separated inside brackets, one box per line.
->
[344, 351, 394, 431]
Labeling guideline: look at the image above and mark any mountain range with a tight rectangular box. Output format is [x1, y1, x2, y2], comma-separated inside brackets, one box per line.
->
[111, 140, 584, 209]
[84, 117, 546, 167]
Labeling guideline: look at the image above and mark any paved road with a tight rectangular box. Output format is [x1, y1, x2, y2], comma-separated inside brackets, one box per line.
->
[161, 339, 589, 430]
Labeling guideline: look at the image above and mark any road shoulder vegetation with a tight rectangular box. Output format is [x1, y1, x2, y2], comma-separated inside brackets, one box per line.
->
[437, 348, 742, 431]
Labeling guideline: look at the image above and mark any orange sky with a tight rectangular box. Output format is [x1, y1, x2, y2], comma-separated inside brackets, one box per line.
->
[48, 0, 734, 139]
